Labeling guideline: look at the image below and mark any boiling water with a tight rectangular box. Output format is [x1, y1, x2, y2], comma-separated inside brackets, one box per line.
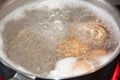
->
[0, 0, 119, 78]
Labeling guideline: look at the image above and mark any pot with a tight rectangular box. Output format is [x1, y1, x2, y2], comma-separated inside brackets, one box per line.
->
[0, 0, 120, 80]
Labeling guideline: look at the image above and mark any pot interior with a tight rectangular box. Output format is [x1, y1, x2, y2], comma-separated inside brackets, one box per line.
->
[0, 0, 120, 79]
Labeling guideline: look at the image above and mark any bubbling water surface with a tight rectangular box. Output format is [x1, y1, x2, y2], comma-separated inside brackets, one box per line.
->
[0, 0, 119, 78]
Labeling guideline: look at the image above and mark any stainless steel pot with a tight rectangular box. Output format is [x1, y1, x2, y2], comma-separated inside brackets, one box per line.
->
[0, 0, 120, 80]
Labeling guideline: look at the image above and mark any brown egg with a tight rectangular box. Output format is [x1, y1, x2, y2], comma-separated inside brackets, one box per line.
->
[70, 22, 108, 45]
[55, 22, 108, 58]
[56, 37, 89, 57]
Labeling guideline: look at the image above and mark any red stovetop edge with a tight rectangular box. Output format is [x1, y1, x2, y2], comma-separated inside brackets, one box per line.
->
[112, 61, 120, 80]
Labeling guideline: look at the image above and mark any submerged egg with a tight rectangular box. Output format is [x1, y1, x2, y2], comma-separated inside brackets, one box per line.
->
[70, 22, 108, 45]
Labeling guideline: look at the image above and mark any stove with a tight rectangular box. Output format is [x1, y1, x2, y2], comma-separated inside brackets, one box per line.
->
[0, 1, 120, 80]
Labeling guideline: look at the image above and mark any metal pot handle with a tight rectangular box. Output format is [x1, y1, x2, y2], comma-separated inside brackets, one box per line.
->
[10, 73, 35, 80]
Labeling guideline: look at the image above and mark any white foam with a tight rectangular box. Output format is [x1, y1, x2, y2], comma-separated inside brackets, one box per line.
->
[48, 57, 78, 78]
[48, 57, 95, 78]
